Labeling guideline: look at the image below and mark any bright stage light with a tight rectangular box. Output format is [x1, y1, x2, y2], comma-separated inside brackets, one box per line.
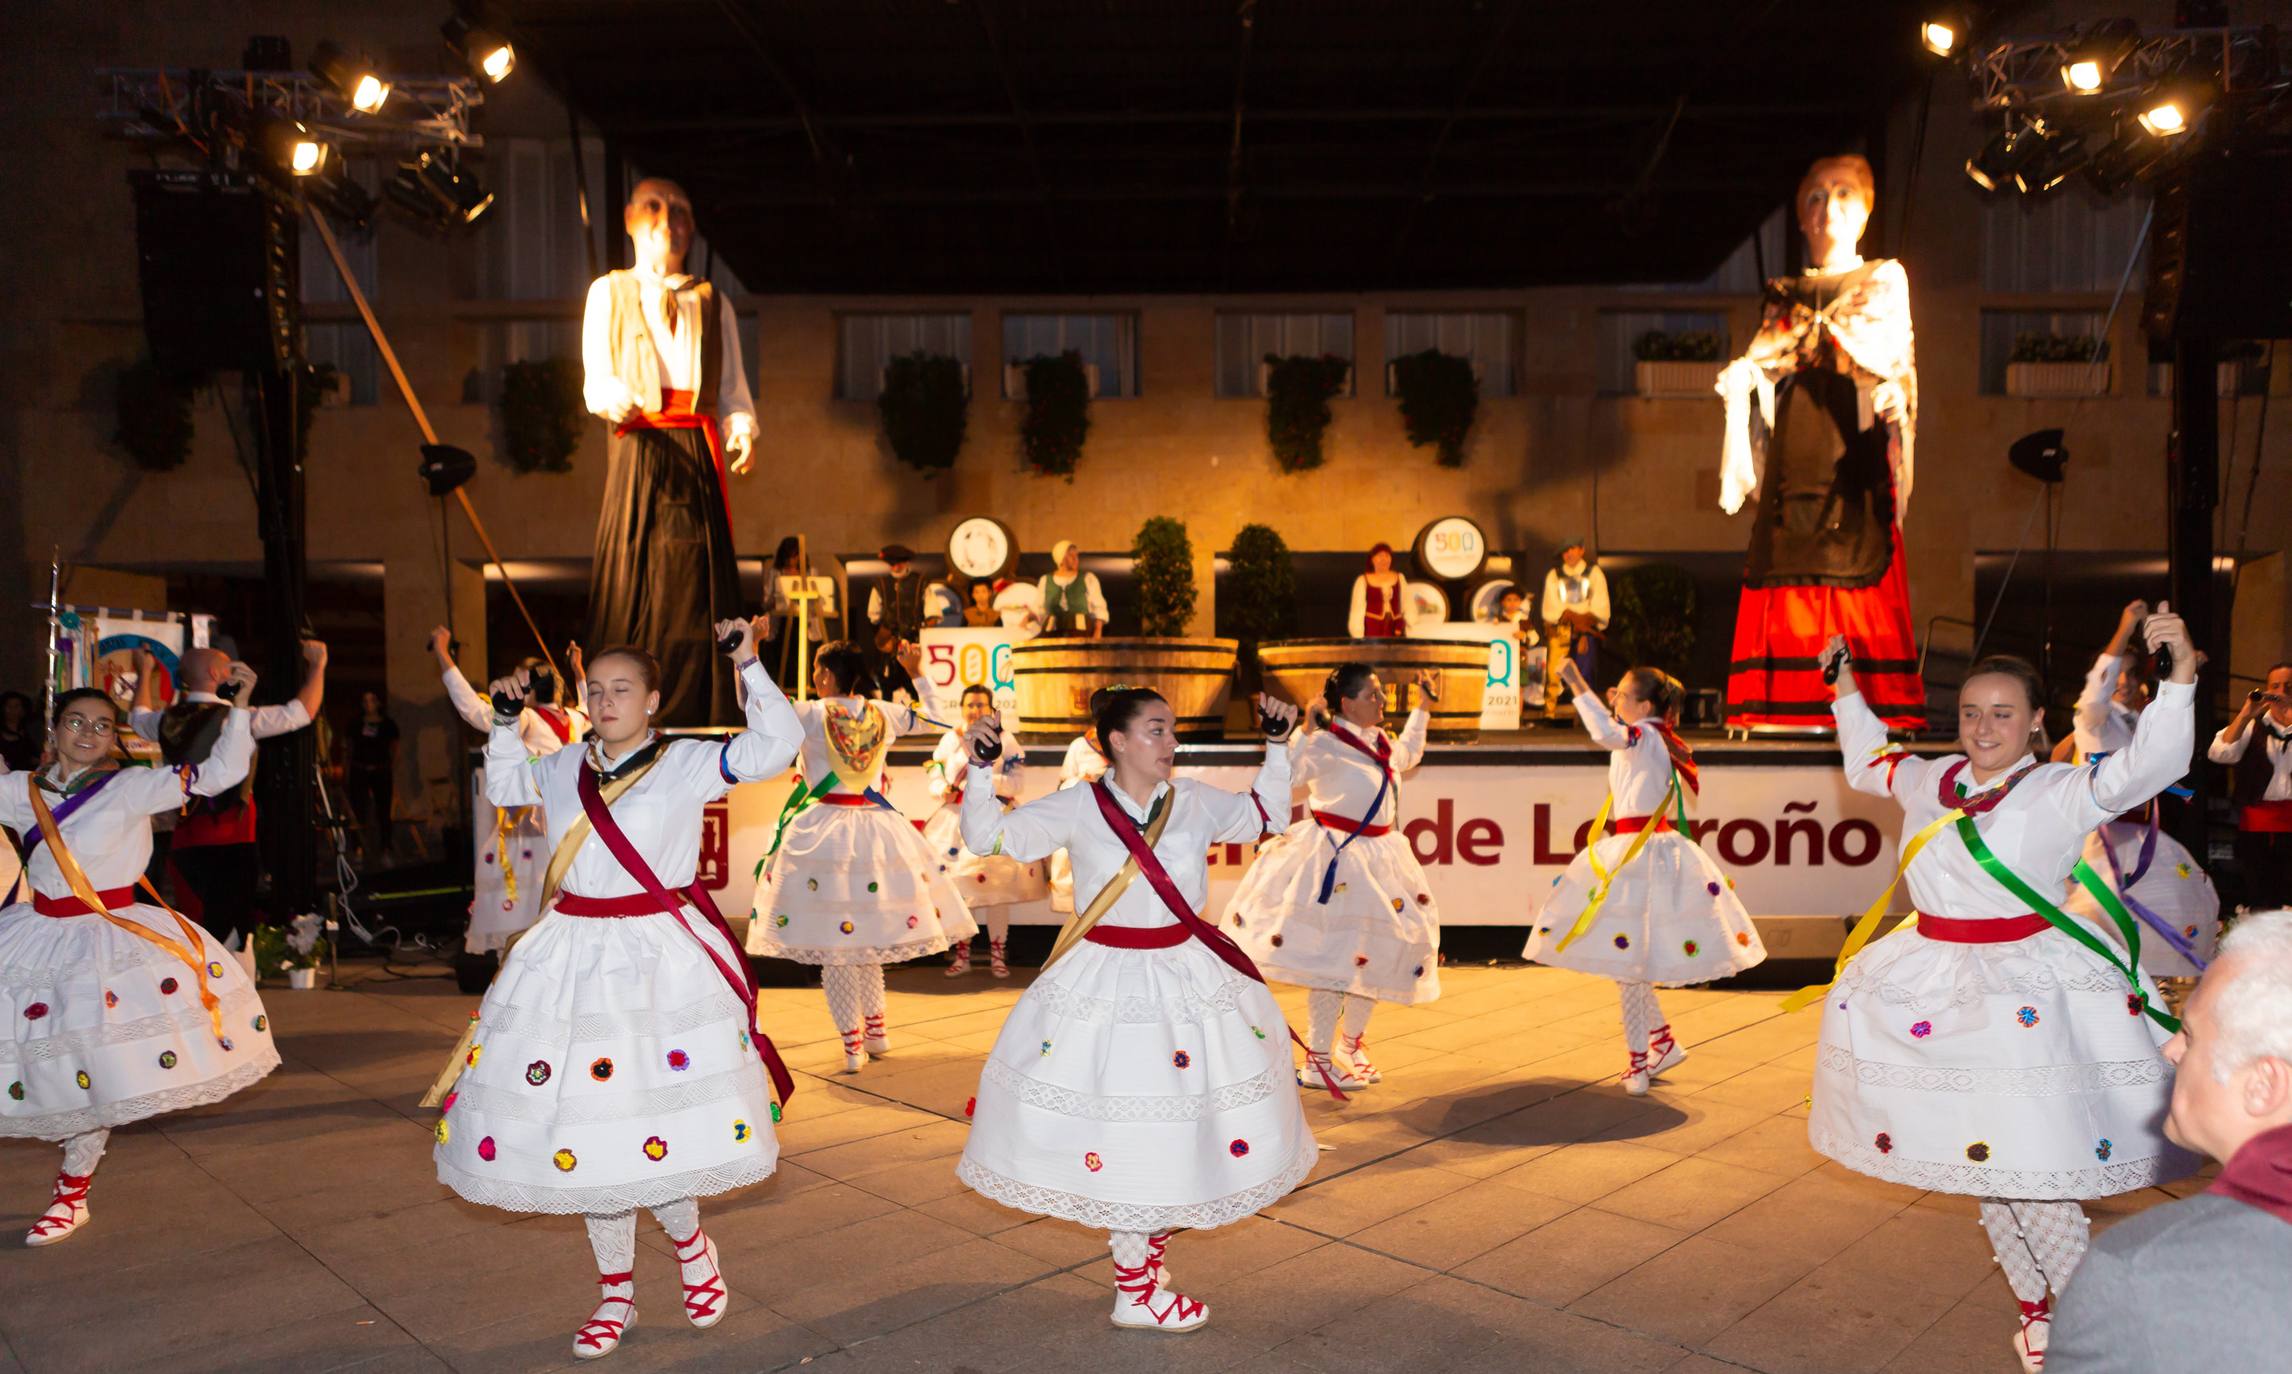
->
[311, 41, 391, 114]
[2061, 20, 2138, 96]
[2063, 59, 2104, 93]
[290, 140, 327, 175]
[442, 16, 516, 84]
[260, 117, 331, 178]
[1920, 20, 1959, 56]
[2138, 100, 2189, 136]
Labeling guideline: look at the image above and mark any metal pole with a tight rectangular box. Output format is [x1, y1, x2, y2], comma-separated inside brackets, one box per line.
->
[2168, 331, 2219, 861]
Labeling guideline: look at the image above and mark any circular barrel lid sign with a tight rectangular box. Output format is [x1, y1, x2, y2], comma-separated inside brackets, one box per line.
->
[1414, 516, 1488, 581]
[948, 516, 1016, 581]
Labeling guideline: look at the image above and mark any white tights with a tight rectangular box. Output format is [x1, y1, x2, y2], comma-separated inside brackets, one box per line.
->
[61, 1129, 108, 1180]
[584, 1198, 703, 1279]
[822, 963, 887, 1040]
[1304, 990, 1376, 1055]
[1617, 980, 1666, 1054]
[1979, 1199, 2091, 1304]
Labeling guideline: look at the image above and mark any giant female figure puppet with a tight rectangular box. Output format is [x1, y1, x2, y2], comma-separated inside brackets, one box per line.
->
[583, 178, 757, 726]
[1716, 155, 1924, 733]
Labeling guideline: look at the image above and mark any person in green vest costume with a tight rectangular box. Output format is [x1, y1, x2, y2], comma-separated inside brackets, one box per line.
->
[1026, 540, 1108, 638]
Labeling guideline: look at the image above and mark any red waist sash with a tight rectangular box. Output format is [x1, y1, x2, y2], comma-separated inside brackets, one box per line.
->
[33, 886, 139, 918]
[555, 889, 693, 918]
[1916, 912, 2051, 943]
[1083, 923, 1191, 949]
[615, 389, 731, 527]
[2240, 799, 2292, 833]
[1611, 815, 1674, 836]
[1311, 809, 1391, 837]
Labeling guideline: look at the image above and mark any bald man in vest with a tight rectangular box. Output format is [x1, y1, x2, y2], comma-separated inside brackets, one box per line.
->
[581, 177, 757, 726]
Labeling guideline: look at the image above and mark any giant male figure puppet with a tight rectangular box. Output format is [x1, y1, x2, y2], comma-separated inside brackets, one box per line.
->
[582, 178, 756, 726]
[1715, 154, 1924, 733]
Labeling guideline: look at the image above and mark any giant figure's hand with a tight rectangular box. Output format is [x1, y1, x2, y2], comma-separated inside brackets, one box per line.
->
[726, 431, 753, 475]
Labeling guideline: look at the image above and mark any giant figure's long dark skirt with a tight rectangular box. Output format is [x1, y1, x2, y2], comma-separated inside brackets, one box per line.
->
[587, 425, 740, 727]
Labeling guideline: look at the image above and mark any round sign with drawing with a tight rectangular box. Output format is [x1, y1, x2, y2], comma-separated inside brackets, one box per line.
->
[948, 517, 1016, 582]
[1414, 516, 1489, 582]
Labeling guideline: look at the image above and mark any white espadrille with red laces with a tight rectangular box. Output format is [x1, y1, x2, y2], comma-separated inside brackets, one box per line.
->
[573, 1273, 635, 1360]
[1295, 1049, 1367, 1093]
[22, 1172, 91, 1248]
[2013, 1297, 2050, 1371]
[864, 1013, 892, 1057]
[840, 1026, 866, 1074]
[944, 943, 973, 977]
[1341, 1032, 1382, 1084]
[1145, 1231, 1177, 1295]
[1622, 1049, 1653, 1097]
[988, 937, 1011, 979]
[1646, 1025, 1687, 1080]
[1111, 1255, 1208, 1331]
[671, 1227, 727, 1329]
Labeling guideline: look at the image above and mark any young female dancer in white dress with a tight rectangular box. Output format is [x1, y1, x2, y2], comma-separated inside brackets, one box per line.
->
[433, 623, 802, 1359]
[1523, 658, 1766, 1093]
[745, 642, 974, 1072]
[1, 682, 274, 1247]
[924, 685, 1047, 978]
[431, 626, 589, 955]
[954, 688, 1315, 1331]
[2057, 600, 2217, 978]
[1810, 612, 2198, 1372]
[1226, 664, 1443, 1090]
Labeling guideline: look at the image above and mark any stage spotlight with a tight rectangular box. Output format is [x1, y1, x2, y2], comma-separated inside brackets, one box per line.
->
[2013, 126, 2092, 194]
[442, 16, 515, 84]
[310, 41, 391, 114]
[2061, 20, 2139, 94]
[306, 163, 378, 231]
[2137, 96, 2194, 137]
[259, 117, 331, 178]
[2084, 121, 2182, 193]
[1920, 15, 1964, 57]
[1964, 117, 2043, 192]
[419, 444, 478, 497]
[388, 149, 495, 230]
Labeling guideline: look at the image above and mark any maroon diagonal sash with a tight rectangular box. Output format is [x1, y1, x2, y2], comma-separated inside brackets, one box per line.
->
[1088, 781, 1345, 1099]
[577, 764, 795, 1105]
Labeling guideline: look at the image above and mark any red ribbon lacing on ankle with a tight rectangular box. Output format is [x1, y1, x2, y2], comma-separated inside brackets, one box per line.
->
[1146, 1232, 1170, 1276]
[575, 1272, 634, 1351]
[1343, 1033, 1375, 1072]
[672, 1229, 724, 1323]
[1114, 1259, 1205, 1325]
[26, 1172, 92, 1239]
[1624, 1050, 1649, 1080]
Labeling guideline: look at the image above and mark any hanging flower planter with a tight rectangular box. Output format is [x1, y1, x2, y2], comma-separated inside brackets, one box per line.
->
[1388, 349, 1479, 466]
[877, 351, 970, 474]
[2006, 334, 2109, 397]
[1261, 354, 1351, 473]
[1017, 351, 1091, 479]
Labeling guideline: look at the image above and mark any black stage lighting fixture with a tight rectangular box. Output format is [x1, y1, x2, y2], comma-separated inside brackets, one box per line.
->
[257, 115, 331, 179]
[2062, 19, 2140, 94]
[305, 162, 378, 232]
[441, 15, 515, 84]
[2009, 429, 2068, 484]
[2014, 125, 2093, 193]
[388, 149, 494, 231]
[310, 40, 390, 114]
[1965, 116, 2044, 191]
[420, 444, 478, 496]
[2084, 120, 2183, 193]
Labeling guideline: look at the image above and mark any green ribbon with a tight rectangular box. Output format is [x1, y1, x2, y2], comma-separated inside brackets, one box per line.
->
[764, 771, 840, 864]
[1952, 813, 2180, 1033]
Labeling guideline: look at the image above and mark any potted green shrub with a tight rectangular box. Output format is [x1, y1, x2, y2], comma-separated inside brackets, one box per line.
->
[1222, 523, 1298, 691]
[1609, 563, 1698, 686]
[114, 358, 196, 471]
[878, 350, 969, 474]
[2006, 331, 2110, 398]
[1633, 330, 1726, 399]
[1262, 353, 1351, 473]
[1017, 350, 1091, 478]
[496, 357, 585, 473]
[1388, 349, 1479, 466]
[1132, 516, 1197, 636]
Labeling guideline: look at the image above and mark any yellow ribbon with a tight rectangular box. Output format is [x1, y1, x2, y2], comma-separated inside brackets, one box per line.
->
[23, 774, 227, 1041]
[1779, 805, 1965, 1013]
[1553, 774, 1680, 954]
[1040, 791, 1175, 972]
[493, 805, 523, 906]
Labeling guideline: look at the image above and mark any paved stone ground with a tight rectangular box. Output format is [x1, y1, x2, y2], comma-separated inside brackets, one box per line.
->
[0, 961, 2204, 1374]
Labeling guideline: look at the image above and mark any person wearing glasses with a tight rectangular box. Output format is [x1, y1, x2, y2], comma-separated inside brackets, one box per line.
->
[0, 679, 272, 1248]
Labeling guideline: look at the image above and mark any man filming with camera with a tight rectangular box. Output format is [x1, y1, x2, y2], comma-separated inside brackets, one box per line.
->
[2210, 663, 2292, 911]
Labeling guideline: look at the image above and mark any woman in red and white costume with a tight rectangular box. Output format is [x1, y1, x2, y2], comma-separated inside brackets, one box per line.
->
[925, 685, 1047, 978]
[1347, 543, 1412, 639]
[955, 688, 1314, 1331]
[431, 627, 590, 956]
[433, 623, 801, 1360]
[1813, 613, 2198, 1373]
[746, 642, 975, 1072]
[1523, 658, 1765, 1094]
[1226, 663, 1442, 1090]
[1, 681, 273, 1248]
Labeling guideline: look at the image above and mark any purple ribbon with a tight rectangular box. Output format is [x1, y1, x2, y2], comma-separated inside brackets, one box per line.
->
[2099, 812, 2208, 971]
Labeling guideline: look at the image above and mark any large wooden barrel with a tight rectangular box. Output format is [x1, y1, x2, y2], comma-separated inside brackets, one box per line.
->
[1257, 638, 1489, 741]
[1011, 636, 1239, 738]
